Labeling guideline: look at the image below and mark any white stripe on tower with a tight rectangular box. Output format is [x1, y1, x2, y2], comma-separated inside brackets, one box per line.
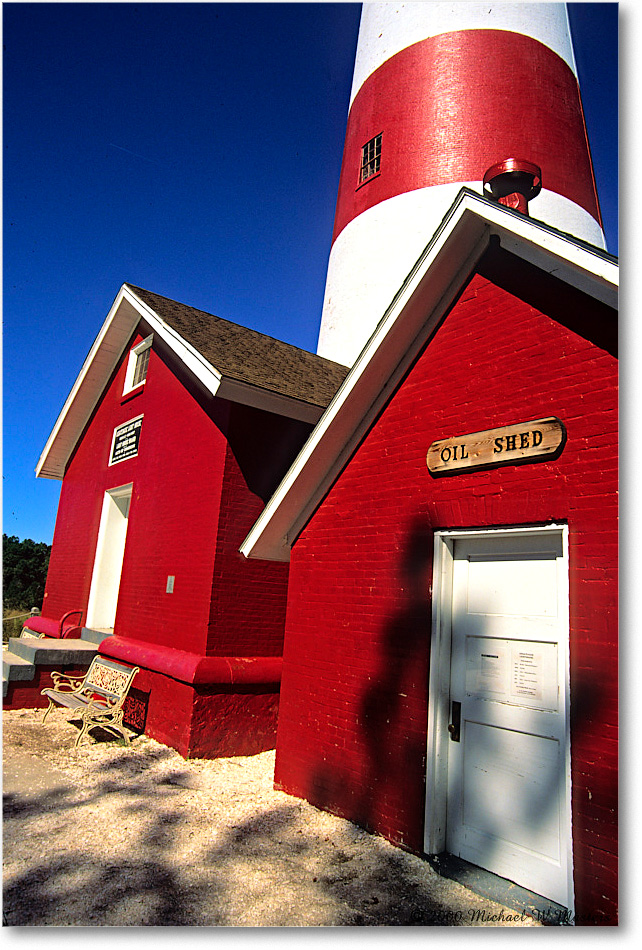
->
[317, 2, 604, 366]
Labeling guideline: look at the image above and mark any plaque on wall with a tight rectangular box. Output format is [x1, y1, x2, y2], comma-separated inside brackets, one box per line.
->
[110, 416, 143, 465]
[427, 417, 565, 476]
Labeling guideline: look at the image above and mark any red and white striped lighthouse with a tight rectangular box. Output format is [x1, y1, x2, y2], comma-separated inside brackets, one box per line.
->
[317, 2, 605, 366]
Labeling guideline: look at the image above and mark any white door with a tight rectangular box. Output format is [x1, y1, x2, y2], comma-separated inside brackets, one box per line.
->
[444, 530, 571, 906]
[86, 484, 132, 630]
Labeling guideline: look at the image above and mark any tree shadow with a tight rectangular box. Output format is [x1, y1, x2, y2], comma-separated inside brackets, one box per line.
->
[307, 517, 433, 851]
[3, 747, 504, 927]
[191, 802, 496, 926]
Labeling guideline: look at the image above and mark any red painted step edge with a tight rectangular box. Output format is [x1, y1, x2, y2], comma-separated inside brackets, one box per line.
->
[99, 636, 282, 686]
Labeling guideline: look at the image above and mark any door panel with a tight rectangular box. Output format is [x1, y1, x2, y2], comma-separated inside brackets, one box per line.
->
[462, 722, 561, 861]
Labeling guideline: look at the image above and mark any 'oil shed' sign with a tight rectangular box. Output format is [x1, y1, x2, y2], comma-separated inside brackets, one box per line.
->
[427, 417, 565, 476]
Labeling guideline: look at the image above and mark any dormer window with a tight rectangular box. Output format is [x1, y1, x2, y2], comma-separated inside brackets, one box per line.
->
[359, 133, 382, 184]
[123, 335, 153, 394]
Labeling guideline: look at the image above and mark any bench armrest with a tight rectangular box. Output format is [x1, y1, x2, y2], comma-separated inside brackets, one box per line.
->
[59, 610, 83, 632]
[49, 671, 86, 692]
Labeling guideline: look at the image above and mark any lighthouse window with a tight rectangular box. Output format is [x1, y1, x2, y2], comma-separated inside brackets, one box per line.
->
[123, 335, 153, 394]
[360, 134, 382, 183]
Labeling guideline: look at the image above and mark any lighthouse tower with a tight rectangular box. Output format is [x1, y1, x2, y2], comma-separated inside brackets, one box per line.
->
[317, 2, 605, 366]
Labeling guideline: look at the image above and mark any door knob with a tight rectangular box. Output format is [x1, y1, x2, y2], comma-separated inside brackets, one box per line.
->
[448, 700, 461, 742]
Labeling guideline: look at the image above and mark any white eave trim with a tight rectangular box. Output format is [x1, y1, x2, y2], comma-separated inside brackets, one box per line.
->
[241, 190, 618, 563]
[474, 198, 618, 309]
[36, 284, 332, 480]
[35, 284, 224, 480]
[127, 287, 225, 396]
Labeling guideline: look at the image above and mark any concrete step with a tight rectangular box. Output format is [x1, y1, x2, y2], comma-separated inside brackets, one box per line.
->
[3, 650, 36, 682]
[80, 627, 114, 646]
[7, 637, 99, 665]
[4, 638, 99, 702]
[3, 648, 36, 696]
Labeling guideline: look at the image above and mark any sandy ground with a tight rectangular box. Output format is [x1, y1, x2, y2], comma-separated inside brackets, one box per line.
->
[3, 707, 542, 927]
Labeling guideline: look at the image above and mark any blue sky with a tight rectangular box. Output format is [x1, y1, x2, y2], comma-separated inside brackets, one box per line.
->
[3, 2, 619, 545]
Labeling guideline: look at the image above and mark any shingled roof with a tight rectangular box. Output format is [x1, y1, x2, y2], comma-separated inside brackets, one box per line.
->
[36, 282, 350, 480]
[126, 284, 349, 409]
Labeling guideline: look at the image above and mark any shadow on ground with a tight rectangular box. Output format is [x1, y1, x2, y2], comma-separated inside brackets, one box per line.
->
[3, 741, 505, 926]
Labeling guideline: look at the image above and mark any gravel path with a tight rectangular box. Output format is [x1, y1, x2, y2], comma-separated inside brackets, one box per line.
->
[3, 708, 541, 927]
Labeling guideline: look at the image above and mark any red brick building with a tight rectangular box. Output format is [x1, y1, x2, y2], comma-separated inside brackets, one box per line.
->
[9, 2, 617, 924]
[243, 190, 618, 923]
[20, 283, 346, 756]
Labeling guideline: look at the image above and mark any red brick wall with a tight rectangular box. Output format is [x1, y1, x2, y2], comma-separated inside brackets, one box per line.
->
[207, 402, 303, 657]
[275, 248, 618, 923]
[114, 666, 280, 758]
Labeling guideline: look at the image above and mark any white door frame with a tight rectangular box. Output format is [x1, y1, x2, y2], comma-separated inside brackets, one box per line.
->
[424, 523, 573, 910]
[86, 483, 133, 630]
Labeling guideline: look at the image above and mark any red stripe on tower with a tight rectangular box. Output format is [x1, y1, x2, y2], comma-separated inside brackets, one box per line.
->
[317, 3, 605, 366]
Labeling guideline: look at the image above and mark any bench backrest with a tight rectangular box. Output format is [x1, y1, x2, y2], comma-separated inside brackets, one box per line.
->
[82, 656, 139, 701]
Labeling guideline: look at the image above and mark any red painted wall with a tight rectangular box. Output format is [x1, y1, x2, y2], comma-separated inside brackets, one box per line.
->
[128, 666, 280, 758]
[43, 326, 304, 660]
[333, 31, 601, 244]
[43, 327, 227, 653]
[275, 246, 617, 923]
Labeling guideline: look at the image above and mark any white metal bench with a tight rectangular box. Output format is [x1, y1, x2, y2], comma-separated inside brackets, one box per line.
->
[41, 656, 140, 747]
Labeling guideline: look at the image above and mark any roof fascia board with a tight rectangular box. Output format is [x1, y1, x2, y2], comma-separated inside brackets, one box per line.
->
[217, 378, 325, 424]
[443, 192, 618, 299]
[473, 199, 618, 307]
[124, 286, 223, 399]
[241, 192, 619, 562]
[495, 230, 618, 308]
[36, 287, 142, 479]
[36, 285, 223, 480]
[241, 201, 492, 562]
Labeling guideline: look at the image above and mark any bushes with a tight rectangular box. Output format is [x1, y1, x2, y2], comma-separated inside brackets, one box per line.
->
[2, 534, 51, 611]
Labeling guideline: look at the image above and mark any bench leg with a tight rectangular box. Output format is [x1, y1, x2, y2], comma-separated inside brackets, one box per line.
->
[75, 719, 92, 747]
[113, 710, 130, 745]
[42, 700, 55, 724]
[118, 724, 131, 745]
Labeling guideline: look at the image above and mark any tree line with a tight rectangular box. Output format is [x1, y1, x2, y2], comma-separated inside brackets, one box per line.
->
[2, 534, 51, 611]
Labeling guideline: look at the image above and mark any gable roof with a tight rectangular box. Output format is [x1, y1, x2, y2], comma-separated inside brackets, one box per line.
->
[241, 188, 618, 563]
[126, 285, 349, 408]
[36, 284, 349, 480]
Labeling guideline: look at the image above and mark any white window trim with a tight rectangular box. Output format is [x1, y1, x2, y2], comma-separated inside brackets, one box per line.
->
[123, 334, 153, 395]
